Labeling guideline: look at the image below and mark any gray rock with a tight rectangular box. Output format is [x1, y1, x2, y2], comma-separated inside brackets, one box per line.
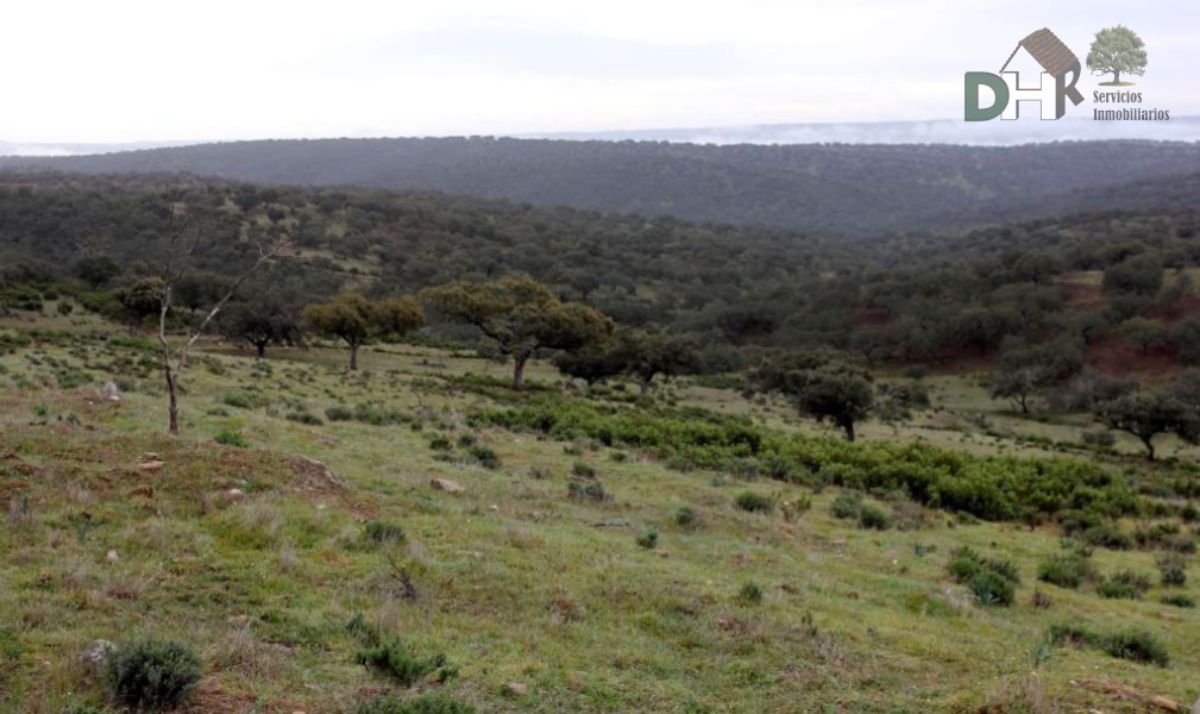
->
[80, 639, 117, 676]
[430, 478, 465, 494]
[100, 382, 121, 402]
[1193, 696, 1200, 714]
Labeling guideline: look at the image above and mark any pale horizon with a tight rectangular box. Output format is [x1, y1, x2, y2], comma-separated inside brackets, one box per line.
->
[1, 0, 1196, 145]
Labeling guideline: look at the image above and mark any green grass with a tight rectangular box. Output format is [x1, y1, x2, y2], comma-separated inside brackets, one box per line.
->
[0, 324, 1197, 712]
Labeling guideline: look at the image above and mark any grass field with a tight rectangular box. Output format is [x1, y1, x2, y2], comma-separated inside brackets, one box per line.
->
[0, 316, 1197, 713]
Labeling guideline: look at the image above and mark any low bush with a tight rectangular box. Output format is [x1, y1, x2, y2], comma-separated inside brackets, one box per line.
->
[674, 506, 697, 527]
[735, 491, 773, 514]
[213, 430, 248, 448]
[1094, 630, 1170, 667]
[1156, 554, 1188, 586]
[467, 446, 501, 470]
[857, 504, 893, 530]
[353, 695, 475, 714]
[567, 480, 609, 502]
[969, 569, 1015, 606]
[1047, 625, 1169, 667]
[947, 547, 1018, 606]
[356, 638, 457, 687]
[635, 529, 658, 549]
[1081, 524, 1133, 550]
[829, 492, 862, 520]
[1037, 554, 1092, 589]
[737, 582, 763, 605]
[106, 640, 202, 711]
[1161, 594, 1195, 608]
[1097, 570, 1152, 600]
[571, 461, 597, 478]
[474, 398, 1140, 523]
[364, 520, 407, 545]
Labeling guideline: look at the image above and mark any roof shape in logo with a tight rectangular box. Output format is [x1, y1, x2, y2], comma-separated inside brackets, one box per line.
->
[1001, 28, 1079, 78]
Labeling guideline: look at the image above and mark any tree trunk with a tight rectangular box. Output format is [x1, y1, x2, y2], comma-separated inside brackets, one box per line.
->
[349, 342, 359, 371]
[1141, 434, 1155, 461]
[164, 365, 179, 436]
[844, 420, 856, 442]
[512, 354, 529, 390]
[255, 341, 267, 358]
[1113, 70, 1121, 84]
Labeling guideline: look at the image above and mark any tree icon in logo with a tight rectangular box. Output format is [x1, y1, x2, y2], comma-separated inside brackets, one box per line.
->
[1086, 25, 1147, 86]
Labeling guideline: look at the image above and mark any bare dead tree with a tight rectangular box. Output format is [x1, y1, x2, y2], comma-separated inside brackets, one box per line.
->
[155, 206, 287, 435]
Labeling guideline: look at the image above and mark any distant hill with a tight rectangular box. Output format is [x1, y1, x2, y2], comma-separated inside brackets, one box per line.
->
[4, 138, 1200, 234]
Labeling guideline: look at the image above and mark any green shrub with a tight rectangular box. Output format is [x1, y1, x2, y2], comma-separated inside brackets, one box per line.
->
[674, 506, 697, 527]
[467, 446, 501, 470]
[1037, 554, 1092, 589]
[1046, 625, 1169, 666]
[857, 504, 893, 530]
[735, 491, 773, 513]
[948, 547, 1018, 580]
[213, 430, 248, 448]
[1094, 630, 1170, 667]
[829, 492, 862, 520]
[325, 405, 354, 421]
[474, 399, 1139, 523]
[969, 569, 1015, 606]
[947, 547, 1018, 605]
[356, 638, 457, 687]
[106, 640, 202, 711]
[364, 520, 406, 545]
[571, 461, 597, 478]
[1081, 524, 1133, 550]
[353, 694, 475, 714]
[1161, 594, 1195, 608]
[636, 529, 659, 549]
[737, 582, 763, 605]
[1156, 554, 1188, 587]
[567, 480, 608, 502]
[286, 411, 323, 425]
[427, 435, 453, 451]
[1097, 570, 1152, 600]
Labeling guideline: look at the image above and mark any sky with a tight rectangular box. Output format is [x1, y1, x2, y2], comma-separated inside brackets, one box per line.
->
[0, 0, 1196, 144]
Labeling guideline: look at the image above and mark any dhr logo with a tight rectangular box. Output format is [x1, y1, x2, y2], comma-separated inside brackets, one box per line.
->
[964, 28, 1085, 121]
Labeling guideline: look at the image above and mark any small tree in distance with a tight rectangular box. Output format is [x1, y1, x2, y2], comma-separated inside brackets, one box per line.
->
[1096, 391, 1200, 461]
[304, 293, 425, 370]
[422, 275, 613, 390]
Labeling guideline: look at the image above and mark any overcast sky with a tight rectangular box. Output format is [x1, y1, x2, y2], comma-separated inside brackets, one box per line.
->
[1, 0, 1196, 143]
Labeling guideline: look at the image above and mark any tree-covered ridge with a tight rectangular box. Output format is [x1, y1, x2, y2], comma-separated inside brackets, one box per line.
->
[4, 169, 1200, 378]
[4, 137, 1200, 234]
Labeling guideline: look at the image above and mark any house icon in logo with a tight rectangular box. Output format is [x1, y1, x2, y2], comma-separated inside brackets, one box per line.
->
[965, 28, 1085, 121]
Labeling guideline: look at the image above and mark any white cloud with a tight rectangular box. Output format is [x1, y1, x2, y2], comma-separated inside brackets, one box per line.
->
[0, 0, 1194, 142]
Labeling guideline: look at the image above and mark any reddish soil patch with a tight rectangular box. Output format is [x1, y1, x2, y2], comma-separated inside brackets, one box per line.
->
[1085, 338, 1182, 380]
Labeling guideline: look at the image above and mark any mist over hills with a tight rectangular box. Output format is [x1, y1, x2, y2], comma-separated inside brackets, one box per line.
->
[3, 136, 1200, 234]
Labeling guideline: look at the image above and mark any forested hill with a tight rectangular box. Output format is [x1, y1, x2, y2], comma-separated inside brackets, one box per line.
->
[4, 169, 1200, 371]
[3, 138, 1200, 234]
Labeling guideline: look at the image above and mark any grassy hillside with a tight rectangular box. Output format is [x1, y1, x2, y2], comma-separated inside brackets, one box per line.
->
[1, 310, 1197, 713]
[4, 139, 1200, 234]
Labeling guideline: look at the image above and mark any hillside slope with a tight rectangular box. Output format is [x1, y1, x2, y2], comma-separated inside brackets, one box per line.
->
[4, 138, 1200, 234]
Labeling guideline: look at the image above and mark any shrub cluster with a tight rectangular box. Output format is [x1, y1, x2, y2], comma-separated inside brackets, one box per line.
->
[475, 398, 1138, 523]
[356, 638, 458, 687]
[946, 547, 1019, 606]
[829, 492, 892, 530]
[1036, 553, 1093, 589]
[106, 640, 202, 711]
[1047, 624, 1170, 667]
